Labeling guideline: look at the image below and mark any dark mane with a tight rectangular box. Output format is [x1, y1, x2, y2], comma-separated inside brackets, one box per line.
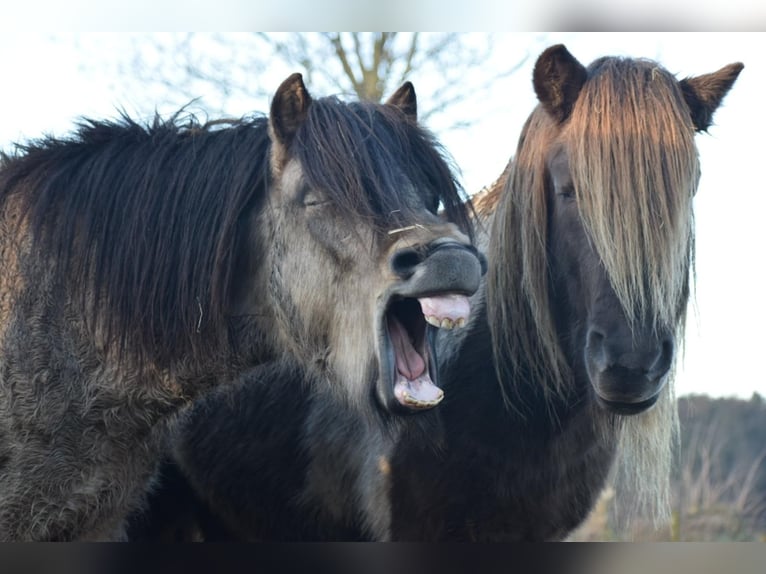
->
[0, 98, 472, 367]
[0, 71, 491, 540]
[0, 113, 271, 366]
[293, 97, 472, 238]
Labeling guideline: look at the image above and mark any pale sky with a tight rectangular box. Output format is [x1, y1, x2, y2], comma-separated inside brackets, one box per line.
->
[0, 32, 762, 399]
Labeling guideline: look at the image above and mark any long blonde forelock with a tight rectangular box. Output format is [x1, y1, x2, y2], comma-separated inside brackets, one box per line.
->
[566, 59, 699, 332]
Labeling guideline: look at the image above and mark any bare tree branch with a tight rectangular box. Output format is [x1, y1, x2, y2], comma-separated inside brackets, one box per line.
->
[329, 33, 363, 96]
[397, 33, 419, 87]
[734, 449, 766, 512]
[108, 33, 540, 133]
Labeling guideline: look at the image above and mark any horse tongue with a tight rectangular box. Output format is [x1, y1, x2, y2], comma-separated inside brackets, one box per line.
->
[388, 315, 443, 408]
[388, 315, 426, 379]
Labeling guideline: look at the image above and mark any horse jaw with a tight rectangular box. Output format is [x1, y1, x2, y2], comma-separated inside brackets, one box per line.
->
[382, 294, 472, 412]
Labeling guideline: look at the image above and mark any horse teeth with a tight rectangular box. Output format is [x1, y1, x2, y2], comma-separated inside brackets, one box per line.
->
[425, 315, 464, 330]
[403, 393, 444, 408]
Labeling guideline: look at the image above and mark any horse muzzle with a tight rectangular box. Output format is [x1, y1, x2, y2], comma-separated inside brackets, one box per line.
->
[585, 326, 674, 415]
[375, 239, 486, 415]
[388, 238, 487, 297]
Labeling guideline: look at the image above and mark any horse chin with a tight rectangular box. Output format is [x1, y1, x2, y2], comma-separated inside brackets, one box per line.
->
[586, 357, 670, 416]
[592, 385, 663, 416]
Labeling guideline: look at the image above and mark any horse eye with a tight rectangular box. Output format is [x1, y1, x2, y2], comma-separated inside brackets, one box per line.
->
[302, 190, 329, 208]
[558, 185, 575, 199]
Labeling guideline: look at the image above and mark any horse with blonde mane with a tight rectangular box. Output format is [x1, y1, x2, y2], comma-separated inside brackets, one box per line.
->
[387, 44, 743, 540]
[128, 45, 743, 541]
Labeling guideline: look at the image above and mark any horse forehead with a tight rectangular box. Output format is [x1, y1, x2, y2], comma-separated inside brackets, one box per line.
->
[278, 160, 305, 191]
[546, 144, 570, 177]
[393, 177, 435, 207]
[284, 155, 434, 213]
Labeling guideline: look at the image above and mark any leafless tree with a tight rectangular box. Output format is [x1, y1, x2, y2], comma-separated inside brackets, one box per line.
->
[675, 417, 766, 541]
[570, 412, 766, 541]
[114, 33, 539, 130]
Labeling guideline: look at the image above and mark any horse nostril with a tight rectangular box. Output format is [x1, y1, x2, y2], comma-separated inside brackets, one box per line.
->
[586, 328, 608, 369]
[477, 252, 488, 275]
[389, 248, 423, 278]
[587, 329, 605, 347]
[651, 337, 675, 378]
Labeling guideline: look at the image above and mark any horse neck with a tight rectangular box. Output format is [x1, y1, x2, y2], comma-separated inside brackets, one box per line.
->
[441, 211, 596, 435]
[432, 277, 617, 525]
[436, 285, 541, 434]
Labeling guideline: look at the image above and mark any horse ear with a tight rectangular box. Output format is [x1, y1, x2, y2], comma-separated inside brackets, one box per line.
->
[269, 73, 312, 161]
[533, 44, 587, 124]
[386, 81, 417, 121]
[679, 62, 744, 132]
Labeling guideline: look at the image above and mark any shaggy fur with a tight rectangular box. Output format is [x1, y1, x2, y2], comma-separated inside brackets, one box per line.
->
[0, 74, 481, 540]
[128, 359, 396, 541]
[126, 46, 743, 541]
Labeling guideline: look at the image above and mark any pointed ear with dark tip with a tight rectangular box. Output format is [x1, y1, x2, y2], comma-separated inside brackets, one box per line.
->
[679, 62, 744, 132]
[533, 44, 588, 124]
[386, 81, 417, 121]
[269, 73, 312, 155]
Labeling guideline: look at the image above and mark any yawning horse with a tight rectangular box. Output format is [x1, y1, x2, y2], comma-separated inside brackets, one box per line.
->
[0, 74, 484, 540]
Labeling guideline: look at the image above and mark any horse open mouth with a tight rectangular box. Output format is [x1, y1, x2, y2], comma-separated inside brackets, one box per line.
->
[383, 294, 471, 412]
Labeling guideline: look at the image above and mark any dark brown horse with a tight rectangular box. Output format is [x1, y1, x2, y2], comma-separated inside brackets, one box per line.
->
[128, 45, 743, 541]
[390, 45, 741, 540]
[0, 74, 484, 540]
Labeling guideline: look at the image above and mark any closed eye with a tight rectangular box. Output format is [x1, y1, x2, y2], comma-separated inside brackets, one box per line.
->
[304, 197, 331, 207]
[302, 189, 331, 208]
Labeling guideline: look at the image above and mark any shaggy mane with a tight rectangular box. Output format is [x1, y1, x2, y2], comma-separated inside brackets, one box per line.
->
[294, 98, 472, 238]
[0, 97, 471, 367]
[1, 113, 271, 366]
[490, 56, 697, 399]
[487, 55, 699, 527]
[569, 58, 697, 331]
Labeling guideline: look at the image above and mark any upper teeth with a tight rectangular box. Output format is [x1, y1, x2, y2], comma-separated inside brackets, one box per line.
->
[425, 315, 466, 330]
